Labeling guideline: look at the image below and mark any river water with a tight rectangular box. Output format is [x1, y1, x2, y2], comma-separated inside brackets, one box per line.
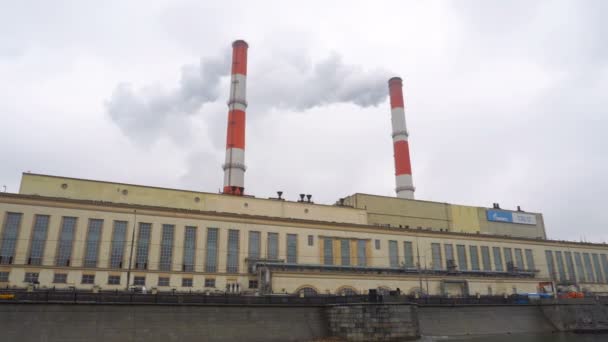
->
[418, 332, 608, 341]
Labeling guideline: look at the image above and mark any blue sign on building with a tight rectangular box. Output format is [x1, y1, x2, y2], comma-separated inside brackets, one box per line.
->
[487, 209, 536, 225]
[487, 210, 513, 223]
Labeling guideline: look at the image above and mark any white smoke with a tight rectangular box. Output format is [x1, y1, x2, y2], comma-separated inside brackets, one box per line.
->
[106, 49, 392, 146]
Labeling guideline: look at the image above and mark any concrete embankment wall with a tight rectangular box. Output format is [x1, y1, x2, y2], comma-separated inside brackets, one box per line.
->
[418, 305, 556, 336]
[327, 303, 419, 341]
[541, 299, 608, 332]
[0, 303, 327, 342]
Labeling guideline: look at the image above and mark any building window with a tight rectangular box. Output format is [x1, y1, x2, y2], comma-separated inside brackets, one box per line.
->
[84, 219, 103, 268]
[81, 274, 95, 284]
[227, 229, 240, 273]
[503, 248, 513, 271]
[404, 241, 414, 268]
[389, 240, 399, 267]
[375, 239, 381, 250]
[323, 237, 334, 265]
[337, 287, 358, 296]
[444, 244, 454, 268]
[574, 252, 586, 282]
[481, 246, 492, 271]
[108, 275, 121, 285]
[308, 235, 314, 246]
[56, 217, 77, 267]
[555, 251, 566, 281]
[135, 223, 152, 270]
[469, 246, 479, 271]
[28, 215, 50, 265]
[0, 212, 23, 264]
[53, 273, 67, 284]
[133, 276, 145, 286]
[159, 224, 175, 271]
[493, 247, 503, 272]
[158, 277, 170, 287]
[205, 228, 219, 272]
[583, 253, 595, 282]
[357, 240, 367, 266]
[24, 272, 39, 283]
[592, 254, 603, 283]
[0, 271, 9, 282]
[601, 254, 608, 283]
[204, 278, 215, 288]
[341, 239, 350, 266]
[267, 233, 278, 260]
[110, 221, 127, 268]
[248, 231, 261, 259]
[183, 226, 196, 272]
[297, 287, 318, 296]
[457, 245, 468, 271]
[287, 234, 297, 264]
[182, 278, 193, 287]
[564, 251, 576, 281]
[431, 243, 442, 270]
[525, 249, 535, 271]
[545, 250, 556, 280]
[600, 254, 608, 283]
[248, 280, 258, 289]
[514, 248, 525, 271]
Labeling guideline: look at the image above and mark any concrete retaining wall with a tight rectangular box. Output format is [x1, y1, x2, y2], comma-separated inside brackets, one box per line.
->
[541, 300, 608, 332]
[0, 304, 327, 342]
[327, 303, 419, 341]
[418, 305, 555, 336]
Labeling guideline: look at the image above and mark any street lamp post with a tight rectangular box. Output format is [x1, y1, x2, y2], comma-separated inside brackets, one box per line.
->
[125, 210, 137, 291]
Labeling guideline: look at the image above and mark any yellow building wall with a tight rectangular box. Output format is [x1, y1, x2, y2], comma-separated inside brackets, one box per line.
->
[450, 205, 481, 233]
[2, 195, 608, 295]
[19, 173, 368, 226]
[345, 193, 450, 230]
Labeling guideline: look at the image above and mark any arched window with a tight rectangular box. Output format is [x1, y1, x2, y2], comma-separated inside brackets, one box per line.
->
[337, 286, 358, 296]
[296, 287, 318, 297]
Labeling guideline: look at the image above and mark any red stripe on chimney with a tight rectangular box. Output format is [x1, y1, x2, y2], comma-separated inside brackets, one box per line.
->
[394, 140, 412, 175]
[231, 41, 248, 75]
[225, 109, 246, 149]
[389, 82, 404, 109]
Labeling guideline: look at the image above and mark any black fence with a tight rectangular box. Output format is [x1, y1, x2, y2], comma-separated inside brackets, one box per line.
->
[0, 289, 549, 306]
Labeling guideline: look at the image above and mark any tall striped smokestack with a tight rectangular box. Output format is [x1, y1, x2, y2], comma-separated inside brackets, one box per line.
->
[223, 40, 248, 195]
[388, 77, 415, 199]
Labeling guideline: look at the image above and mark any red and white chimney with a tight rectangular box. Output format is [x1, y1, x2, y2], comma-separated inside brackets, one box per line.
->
[388, 77, 415, 199]
[223, 40, 249, 195]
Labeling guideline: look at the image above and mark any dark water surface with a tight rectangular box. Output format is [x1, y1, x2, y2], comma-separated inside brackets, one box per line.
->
[418, 332, 608, 341]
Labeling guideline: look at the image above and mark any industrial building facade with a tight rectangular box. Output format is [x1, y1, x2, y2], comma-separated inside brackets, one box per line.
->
[3, 40, 606, 297]
[1, 173, 608, 296]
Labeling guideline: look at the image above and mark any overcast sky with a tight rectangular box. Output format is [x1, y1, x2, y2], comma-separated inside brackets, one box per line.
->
[1, 1, 606, 242]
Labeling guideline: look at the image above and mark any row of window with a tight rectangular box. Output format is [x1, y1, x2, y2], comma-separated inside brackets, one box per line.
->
[0, 213, 300, 273]
[322, 237, 368, 266]
[545, 250, 608, 284]
[7, 271, 226, 288]
[426, 243, 536, 272]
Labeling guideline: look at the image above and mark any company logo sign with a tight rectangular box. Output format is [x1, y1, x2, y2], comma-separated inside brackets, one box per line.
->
[487, 210, 537, 225]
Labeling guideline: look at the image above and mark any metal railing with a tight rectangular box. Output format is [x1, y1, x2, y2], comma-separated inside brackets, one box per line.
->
[0, 289, 547, 306]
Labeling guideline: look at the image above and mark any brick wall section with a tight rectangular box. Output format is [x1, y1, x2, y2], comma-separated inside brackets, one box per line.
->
[326, 303, 420, 341]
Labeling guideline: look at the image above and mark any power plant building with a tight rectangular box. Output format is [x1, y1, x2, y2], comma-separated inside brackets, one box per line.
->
[1, 40, 607, 297]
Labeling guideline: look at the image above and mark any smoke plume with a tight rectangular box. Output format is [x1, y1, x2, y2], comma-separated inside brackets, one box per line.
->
[106, 49, 391, 145]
